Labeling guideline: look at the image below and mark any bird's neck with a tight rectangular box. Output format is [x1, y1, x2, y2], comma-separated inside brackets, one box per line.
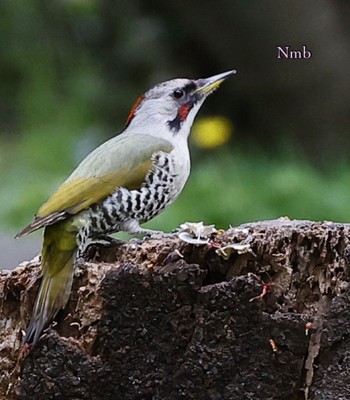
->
[123, 122, 191, 148]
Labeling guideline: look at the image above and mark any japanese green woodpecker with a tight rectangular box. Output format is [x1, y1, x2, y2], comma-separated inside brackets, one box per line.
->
[16, 70, 235, 346]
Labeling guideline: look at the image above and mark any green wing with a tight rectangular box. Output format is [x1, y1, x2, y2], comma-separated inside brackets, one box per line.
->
[16, 133, 173, 236]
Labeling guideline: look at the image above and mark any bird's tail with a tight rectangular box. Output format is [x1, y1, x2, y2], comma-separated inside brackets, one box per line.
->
[24, 221, 77, 346]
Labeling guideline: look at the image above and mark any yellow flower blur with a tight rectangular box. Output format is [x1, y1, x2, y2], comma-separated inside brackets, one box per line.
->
[192, 116, 233, 148]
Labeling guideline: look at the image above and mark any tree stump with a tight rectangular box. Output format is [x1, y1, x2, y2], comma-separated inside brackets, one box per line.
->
[1, 218, 350, 399]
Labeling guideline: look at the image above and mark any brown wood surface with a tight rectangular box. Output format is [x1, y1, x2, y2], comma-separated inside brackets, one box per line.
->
[1, 219, 350, 399]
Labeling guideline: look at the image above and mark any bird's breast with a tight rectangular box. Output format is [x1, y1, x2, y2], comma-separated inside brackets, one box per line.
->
[83, 143, 191, 234]
[171, 146, 191, 194]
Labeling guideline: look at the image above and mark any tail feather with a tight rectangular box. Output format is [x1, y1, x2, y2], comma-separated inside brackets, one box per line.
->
[24, 222, 77, 346]
[15, 211, 67, 238]
[24, 258, 75, 345]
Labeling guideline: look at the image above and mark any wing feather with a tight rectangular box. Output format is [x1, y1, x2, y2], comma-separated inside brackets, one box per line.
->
[16, 133, 173, 237]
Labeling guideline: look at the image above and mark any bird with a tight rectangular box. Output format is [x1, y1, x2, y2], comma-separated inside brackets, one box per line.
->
[16, 69, 236, 346]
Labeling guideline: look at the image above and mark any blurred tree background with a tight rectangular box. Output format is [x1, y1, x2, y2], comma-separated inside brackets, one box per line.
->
[1, 0, 350, 265]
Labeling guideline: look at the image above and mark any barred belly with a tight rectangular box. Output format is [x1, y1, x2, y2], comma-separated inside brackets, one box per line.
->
[88, 151, 178, 235]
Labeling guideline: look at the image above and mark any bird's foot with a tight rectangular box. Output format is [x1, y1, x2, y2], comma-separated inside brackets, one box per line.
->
[120, 219, 173, 240]
[77, 235, 124, 263]
[88, 235, 124, 247]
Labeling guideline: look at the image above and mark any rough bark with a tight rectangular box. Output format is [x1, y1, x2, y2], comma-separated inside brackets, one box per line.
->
[1, 219, 350, 400]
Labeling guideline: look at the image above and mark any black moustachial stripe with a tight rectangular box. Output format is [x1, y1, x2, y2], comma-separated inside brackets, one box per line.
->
[168, 101, 194, 132]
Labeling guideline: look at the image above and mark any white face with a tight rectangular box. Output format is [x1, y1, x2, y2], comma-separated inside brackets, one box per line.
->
[123, 70, 235, 142]
[124, 78, 207, 141]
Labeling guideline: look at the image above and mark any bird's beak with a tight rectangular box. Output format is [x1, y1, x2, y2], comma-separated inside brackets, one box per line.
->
[194, 70, 236, 96]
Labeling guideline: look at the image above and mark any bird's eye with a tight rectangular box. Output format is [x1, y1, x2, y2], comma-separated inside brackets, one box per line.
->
[172, 89, 184, 99]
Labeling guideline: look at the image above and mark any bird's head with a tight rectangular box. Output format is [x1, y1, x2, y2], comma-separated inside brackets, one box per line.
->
[124, 70, 236, 141]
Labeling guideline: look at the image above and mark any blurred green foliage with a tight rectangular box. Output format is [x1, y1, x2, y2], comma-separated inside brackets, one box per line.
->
[1, 0, 350, 234]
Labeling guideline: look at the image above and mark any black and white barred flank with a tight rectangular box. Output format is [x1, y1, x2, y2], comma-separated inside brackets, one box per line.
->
[88, 151, 177, 235]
